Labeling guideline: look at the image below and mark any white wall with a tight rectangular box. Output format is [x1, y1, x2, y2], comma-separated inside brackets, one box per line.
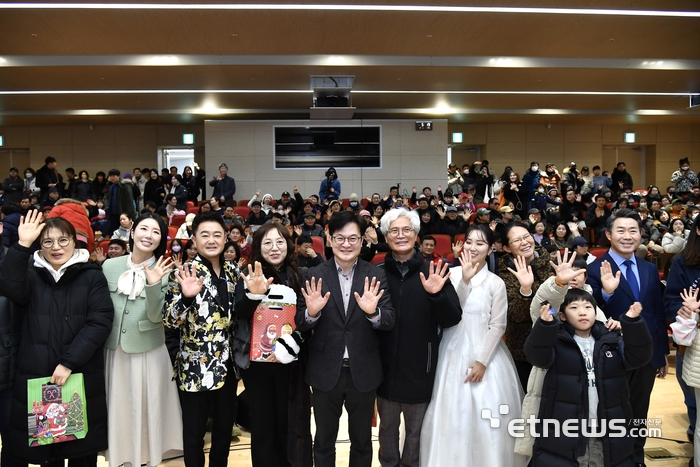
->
[204, 119, 448, 201]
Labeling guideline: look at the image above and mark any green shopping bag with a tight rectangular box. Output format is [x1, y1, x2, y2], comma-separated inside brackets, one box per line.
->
[27, 373, 88, 446]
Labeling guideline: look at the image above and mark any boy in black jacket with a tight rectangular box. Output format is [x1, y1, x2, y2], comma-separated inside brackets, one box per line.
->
[525, 289, 652, 467]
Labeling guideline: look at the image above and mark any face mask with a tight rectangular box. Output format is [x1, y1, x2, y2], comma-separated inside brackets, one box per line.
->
[25, 173, 32, 178]
[463, 170, 469, 174]
[639, 202, 647, 207]
[531, 166, 539, 172]
[682, 166, 690, 171]
[171, 246, 181, 253]
[538, 188, 545, 193]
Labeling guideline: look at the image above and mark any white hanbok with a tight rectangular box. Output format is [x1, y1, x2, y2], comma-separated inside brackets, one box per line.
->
[420, 265, 527, 466]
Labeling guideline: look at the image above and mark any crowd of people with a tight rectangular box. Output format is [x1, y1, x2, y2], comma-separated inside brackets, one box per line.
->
[0, 157, 699, 467]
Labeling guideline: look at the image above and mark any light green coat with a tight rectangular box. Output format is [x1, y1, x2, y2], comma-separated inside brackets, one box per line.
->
[102, 255, 169, 353]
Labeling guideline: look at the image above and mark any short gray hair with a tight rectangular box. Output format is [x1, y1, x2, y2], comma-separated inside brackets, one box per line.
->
[218, 163, 228, 169]
[380, 209, 420, 235]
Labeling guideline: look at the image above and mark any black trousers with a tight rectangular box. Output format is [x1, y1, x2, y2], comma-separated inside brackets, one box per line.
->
[312, 367, 376, 467]
[178, 374, 238, 467]
[43, 454, 96, 467]
[242, 361, 293, 467]
[626, 363, 657, 464]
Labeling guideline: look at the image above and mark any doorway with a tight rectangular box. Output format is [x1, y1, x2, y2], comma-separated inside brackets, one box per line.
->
[601, 146, 645, 190]
[162, 148, 195, 176]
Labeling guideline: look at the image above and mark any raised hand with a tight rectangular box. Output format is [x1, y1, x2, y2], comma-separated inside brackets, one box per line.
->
[17, 210, 45, 248]
[459, 249, 480, 285]
[452, 240, 464, 257]
[549, 249, 585, 285]
[625, 302, 643, 319]
[242, 261, 274, 295]
[144, 256, 175, 285]
[365, 226, 378, 244]
[302, 278, 331, 317]
[294, 225, 302, 236]
[539, 304, 554, 322]
[681, 287, 700, 312]
[174, 263, 204, 298]
[507, 255, 534, 292]
[94, 247, 106, 263]
[462, 209, 473, 221]
[255, 189, 261, 197]
[420, 259, 451, 294]
[436, 206, 445, 219]
[172, 253, 182, 269]
[600, 260, 621, 295]
[354, 276, 385, 315]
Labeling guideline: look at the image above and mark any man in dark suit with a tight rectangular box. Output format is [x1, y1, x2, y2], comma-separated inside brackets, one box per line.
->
[208, 163, 236, 207]
[587, 208, 669, 467]
[296, 211, 395, 467]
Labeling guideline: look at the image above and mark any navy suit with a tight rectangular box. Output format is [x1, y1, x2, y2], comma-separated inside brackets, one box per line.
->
[296, 259, 395, 467]
[587, 252, 668, 463]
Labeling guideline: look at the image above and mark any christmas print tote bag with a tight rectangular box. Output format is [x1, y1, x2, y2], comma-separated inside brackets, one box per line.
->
[27, 373, 88, 446]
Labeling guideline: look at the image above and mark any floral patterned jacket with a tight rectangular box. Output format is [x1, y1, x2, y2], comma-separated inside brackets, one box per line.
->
[163, 256, 239, 391]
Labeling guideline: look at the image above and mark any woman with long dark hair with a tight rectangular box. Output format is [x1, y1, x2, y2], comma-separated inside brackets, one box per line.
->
[72, 170, 93, 202]
[143, 170, 164, 206]
[0, 211, 113, 466]
[182, 165, 200, 202]
[101, 212, 182, 467]
[421, 224, 527, 466]
[502, 170, 527, 219]
[91, 171, 108, 201]
[234, 222, 312, 467]
[665, 214, 700, 461]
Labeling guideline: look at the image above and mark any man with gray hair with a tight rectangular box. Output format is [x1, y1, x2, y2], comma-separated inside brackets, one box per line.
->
[376, 209, 462, 467]
[208, 163, 236, 207]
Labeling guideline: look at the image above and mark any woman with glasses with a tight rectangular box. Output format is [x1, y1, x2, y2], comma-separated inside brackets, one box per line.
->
[101, 213, 182, 467]
[497, 223, 553, 391]
[0, 211, 113, 466]
[234, 222, 312, 467]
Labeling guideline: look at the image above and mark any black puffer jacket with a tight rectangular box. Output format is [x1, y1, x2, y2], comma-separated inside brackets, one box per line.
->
[377, 249, 462, 403]
[525, 315, 653, 467]
[0, 246, 22, 392]
[0, 244, 113, 463]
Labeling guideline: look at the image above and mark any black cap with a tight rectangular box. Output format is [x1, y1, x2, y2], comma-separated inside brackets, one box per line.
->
[281, 191, 291, 197]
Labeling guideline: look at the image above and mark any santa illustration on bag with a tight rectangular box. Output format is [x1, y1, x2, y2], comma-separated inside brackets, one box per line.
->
[259, 324, 277, 354]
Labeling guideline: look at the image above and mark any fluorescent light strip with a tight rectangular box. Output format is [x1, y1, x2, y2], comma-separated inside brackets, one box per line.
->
[1, 3, 699, 17]
[0, 108, 696, 116]
[3, 55, 700, 71]
[0, 90, 697, 96]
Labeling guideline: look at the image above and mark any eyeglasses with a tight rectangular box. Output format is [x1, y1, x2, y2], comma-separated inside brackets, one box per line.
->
[386, 226, 414, 237]
[41, 237, 72, 249]
[332, 235, 361, 245]
[261, 240, 287, 250]
[509, 233, 533, 246]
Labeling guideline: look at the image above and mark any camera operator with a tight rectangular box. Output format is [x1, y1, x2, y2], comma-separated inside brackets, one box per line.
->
[319, 166, 341, 202]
